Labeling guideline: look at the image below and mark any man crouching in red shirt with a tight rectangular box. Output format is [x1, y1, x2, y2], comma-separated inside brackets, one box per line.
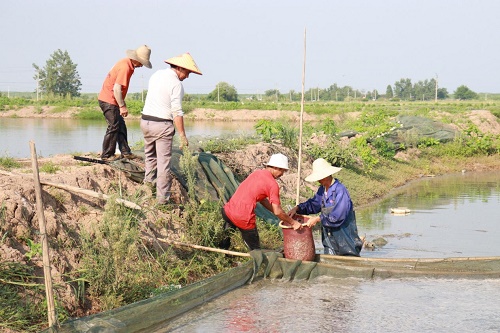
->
[220, 153, 302, 251]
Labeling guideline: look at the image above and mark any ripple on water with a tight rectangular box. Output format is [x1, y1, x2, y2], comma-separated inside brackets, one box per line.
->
[152, 277, 500, 333]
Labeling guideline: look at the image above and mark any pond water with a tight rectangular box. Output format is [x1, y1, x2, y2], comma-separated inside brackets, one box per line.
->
[156, 277, 500, 333]
[351, 171, 500, 258]
[151, 172, 500, 333]
[0, 118, 256, 158]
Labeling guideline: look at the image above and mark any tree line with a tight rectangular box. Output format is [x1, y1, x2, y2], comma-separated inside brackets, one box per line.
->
[32, 49, 480, 102]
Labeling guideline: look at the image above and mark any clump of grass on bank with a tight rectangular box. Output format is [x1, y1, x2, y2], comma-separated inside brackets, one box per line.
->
[0, 262, 66, 333]
[39, 161, 60, 174]
[80, 198, 166, 310]
[201, 135, 260, 153]
[74, 106, 101, 120]
[0, 155, 22, 170]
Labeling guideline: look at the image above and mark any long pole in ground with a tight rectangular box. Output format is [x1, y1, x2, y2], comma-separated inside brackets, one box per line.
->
[30, 141, 57, 328]
[295, 28, 306, 205]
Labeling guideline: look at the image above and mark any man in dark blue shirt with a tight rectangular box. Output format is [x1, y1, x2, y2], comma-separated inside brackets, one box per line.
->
[288, 158, 363, 256]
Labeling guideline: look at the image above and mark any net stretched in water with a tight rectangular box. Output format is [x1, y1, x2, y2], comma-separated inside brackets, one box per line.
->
[46, 250, 500, 332]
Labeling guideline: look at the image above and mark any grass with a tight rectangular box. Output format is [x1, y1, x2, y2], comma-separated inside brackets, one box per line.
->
[39, 161, 60, 173]
[200, 135, 260, 153]
[0, 262, 60, 332]
[0, 155, 22, 170]
[75, 106, 102, 120]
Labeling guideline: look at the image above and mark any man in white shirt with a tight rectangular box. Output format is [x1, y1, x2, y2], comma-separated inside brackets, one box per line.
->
[140, 53, 202, 204]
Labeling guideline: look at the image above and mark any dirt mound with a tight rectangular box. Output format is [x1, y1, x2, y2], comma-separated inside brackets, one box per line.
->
[433, 109, 500, 135]
[467, 110, 500, 135]
[0, 154, 187, 314]
[215, 142, 315, 201]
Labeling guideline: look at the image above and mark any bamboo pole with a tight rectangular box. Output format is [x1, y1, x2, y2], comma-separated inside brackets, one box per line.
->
[40, 180, 142, 210]
[30, 141, 57, 328]
[0, 170, 141, 210]
[157, 238, 251, 257]
[295, 28, 307, 205]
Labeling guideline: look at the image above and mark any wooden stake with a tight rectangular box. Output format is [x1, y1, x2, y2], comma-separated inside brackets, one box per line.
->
[30, 141, 57, 328]
[296, 28, 307, 205]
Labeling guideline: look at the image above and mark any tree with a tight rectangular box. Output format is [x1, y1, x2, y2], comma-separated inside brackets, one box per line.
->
[264, 89, 280, 101]
[207, 82, 238, 102]
[386, 85, 393, 99]
[33, 49, 82, 97]
[413, 79, 436, 101]
[437, 87, 449, 100]
[394, 78, 413, 100]
[453, 85, 478, 100]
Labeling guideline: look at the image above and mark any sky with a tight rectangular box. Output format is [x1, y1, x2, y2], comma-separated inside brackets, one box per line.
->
[1, 0, 500, 96]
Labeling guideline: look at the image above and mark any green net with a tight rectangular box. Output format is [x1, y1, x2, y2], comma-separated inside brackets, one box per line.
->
[383, 115, 457, 147]
[45, 251, 500, 332]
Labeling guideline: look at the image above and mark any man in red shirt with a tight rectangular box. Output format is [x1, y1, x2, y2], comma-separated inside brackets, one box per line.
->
[98, 45, 152, 161]
[220, 153, 302, 251]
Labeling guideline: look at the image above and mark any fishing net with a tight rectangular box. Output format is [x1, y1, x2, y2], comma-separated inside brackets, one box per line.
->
[46, 259, 255, 333]
[382, 115, 457, 147]
[44, 249, 500, 332]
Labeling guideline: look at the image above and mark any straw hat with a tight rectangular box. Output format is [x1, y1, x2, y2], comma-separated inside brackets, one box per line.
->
[126, 45, 152, 69]
[165, 53, 202, 75]
[304, 158, 342, 182]
[266, 153, 289, 170]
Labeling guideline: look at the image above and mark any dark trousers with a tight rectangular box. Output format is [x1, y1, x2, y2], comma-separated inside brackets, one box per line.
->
[220, 208, 260, 251]
[99, 100, 131, 158]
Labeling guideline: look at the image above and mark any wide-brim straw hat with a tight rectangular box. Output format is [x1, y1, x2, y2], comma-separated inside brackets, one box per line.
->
[266, 153, 289, 170]
[165, 53, 202, 75]
[126, 45, 152, 69]
[304, 158, 342, 182]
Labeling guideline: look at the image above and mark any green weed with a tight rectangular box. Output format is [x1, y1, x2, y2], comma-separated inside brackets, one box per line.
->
[24, 239, 42, 261]
[255, 119, 298, 149]
[0, 262, 49, 332]
[39, 161, 60, 173]
[201, 135, 259, 153]
[0, 155, 22, 169]
[75, 106, 101, 119]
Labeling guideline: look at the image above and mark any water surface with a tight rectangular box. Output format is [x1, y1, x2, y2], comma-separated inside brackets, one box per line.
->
[355, 171, 500, 258]
[0, 117, 255, 158]
[155, 277, 500, 333]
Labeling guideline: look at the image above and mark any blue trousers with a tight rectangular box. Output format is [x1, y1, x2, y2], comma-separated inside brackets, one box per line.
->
[321, 210, 362, 256]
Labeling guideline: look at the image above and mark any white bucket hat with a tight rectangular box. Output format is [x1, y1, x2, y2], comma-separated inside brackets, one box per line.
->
[165, 52, 203, 75]
[126, 45, 152, 69]
[266, 153, 289, 170]
[304, 158, 342, 182]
